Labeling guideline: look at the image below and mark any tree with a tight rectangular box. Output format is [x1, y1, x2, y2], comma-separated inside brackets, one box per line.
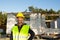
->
[57, 10, 60, 14]
[0, 12, 7, 27]
[28, 6, 35, 12]
[0, 12, 2, 26]
[28, 6, 42, 13]
[28, 6, 47, 14]
[48, 9, 56, 14]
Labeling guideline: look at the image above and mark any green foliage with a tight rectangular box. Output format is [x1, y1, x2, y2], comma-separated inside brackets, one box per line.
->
[28, 6, 60, 20]
[57, 10, 60, 14]
[0, 12, 7, 27]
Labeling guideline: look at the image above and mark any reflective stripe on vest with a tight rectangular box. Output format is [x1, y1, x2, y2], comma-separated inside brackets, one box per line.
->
[12, 25, 30, 40]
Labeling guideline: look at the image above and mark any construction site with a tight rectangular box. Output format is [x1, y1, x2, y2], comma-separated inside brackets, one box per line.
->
[0, 0, 60, 40]
[0, 12, 60, 40]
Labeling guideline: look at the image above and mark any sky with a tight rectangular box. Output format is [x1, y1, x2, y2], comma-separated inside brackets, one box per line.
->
[0, 0, 60, 12]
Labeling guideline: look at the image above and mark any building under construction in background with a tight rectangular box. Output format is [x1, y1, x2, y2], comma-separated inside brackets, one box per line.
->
[0, 12, 60, 40]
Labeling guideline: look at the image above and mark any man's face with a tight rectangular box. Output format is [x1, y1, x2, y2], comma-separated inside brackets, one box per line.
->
[17, 17, 24, 24]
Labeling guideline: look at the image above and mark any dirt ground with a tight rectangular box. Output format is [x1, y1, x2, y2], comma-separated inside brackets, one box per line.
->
[0, 38, 46, 40]
[0, 38, 10, 40]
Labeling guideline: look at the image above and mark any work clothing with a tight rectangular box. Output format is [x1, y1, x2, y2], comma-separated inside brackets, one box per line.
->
[10, 23, 35, 40]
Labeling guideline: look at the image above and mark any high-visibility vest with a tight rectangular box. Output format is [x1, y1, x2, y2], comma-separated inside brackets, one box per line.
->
[12, 25, 30, 40]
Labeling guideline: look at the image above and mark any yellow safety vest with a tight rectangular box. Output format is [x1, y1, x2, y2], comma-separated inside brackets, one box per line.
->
[12, 25, 30, 40]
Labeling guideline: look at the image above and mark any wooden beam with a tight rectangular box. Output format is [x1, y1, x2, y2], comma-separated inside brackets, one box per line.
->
[45, 14, 60, 16]
[45, 20, 53, 22]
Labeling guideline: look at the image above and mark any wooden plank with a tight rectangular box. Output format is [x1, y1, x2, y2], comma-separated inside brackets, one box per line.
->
[45, 14, 60, 16]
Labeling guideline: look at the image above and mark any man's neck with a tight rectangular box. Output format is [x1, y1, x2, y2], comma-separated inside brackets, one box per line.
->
[18, 23, 23, 27]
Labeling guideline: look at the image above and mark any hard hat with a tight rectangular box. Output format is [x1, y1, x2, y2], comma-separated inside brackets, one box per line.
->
[16, 12, 25, 18]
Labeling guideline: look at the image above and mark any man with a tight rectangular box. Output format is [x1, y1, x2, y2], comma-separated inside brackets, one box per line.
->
[10, 12, 35, 40]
